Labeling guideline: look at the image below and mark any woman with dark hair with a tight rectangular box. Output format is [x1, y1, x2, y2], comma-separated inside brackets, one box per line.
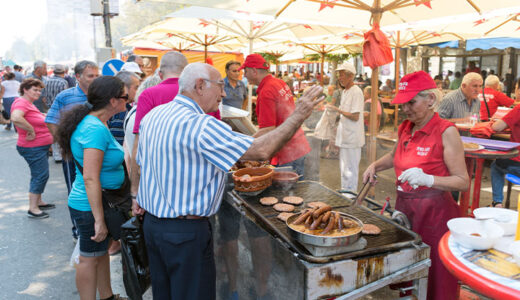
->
[2, 72, 20, 130]
[57, 76, 128, 300]
[11, 78, 54, 218]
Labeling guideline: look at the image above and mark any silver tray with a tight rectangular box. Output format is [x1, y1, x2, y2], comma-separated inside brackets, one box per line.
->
[286, 212, 363, 247]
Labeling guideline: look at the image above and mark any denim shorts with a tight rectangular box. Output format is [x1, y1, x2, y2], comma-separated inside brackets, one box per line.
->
[69, 207, 109, 257]
[16, 144, 51, 194]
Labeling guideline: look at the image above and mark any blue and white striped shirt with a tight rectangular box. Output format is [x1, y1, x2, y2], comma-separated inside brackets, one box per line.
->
[136, 94, 254, 218]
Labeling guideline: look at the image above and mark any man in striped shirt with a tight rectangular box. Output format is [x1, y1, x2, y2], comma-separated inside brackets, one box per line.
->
[133, 63, 323, 299]
[438, 72, 482, 123]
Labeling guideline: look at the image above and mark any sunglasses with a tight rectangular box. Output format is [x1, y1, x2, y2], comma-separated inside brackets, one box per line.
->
[118, 94, 129, 101]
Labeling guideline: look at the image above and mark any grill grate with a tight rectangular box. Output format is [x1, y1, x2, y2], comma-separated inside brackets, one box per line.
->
[234, 181, 420, 261]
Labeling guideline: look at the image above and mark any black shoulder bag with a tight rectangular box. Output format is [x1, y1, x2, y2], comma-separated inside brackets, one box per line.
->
[73, 158, 131, 240]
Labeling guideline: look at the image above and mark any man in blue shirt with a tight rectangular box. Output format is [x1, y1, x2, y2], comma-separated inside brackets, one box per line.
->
[132, 62, 324, 299]
[222, 60, 248, 109]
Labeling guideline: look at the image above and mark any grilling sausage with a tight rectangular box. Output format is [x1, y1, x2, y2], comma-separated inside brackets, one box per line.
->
[310, 214, 324, 230]
[293, 210, 311, 225]
[322, 211, 332, 223]
[312, 205, 332, 219]
[321, 213, 336, 234]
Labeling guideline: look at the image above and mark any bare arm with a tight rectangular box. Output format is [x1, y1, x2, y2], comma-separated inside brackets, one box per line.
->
[253, 126, 275, 138]
[130, 133, 144, 215]
[46, 123, 58, 139]
[433, 126, 469, 191]
[241, 85, 324, 161]
[491, 119, 508, 132]
[327, 104, 359, 121]
[11, 110, 36, 140]
[362, 143, 396, 184]
[82, 148, 108, 242]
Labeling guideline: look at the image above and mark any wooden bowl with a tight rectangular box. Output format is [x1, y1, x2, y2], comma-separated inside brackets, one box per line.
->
[232, 167, 274, 192]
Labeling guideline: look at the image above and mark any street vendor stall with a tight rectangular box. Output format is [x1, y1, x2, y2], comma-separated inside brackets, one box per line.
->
[214, 179, 431, 299]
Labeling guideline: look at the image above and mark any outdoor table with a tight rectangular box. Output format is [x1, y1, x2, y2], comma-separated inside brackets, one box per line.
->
[438, 232, 520, 300]
[460, 139, 519, 217]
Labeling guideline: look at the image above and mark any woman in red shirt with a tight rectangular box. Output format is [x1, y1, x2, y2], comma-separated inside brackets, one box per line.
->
[363, 71, 469, 300]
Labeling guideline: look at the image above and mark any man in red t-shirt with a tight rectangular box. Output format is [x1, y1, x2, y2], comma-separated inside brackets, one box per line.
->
[478, 75, 515, 121]
[240, 54, 311, 176]
[490, 104, 520, 207]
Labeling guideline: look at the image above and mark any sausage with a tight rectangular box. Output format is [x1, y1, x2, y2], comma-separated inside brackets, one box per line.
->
[312, 205, 332, 219]
[321, 213, 336, 234]
[310, 214, 324, 230]
[304, 215, 313, 228]
[292, 210, 311, 225]
[322, 211, 332, 223]
[338, 215, 344, 231]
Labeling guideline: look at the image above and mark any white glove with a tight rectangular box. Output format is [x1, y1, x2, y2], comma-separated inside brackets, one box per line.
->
[398, 167, 434, 189]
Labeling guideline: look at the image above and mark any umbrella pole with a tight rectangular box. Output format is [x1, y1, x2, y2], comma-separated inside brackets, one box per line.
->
[320, 54, 325, 86]
[204, 35, 208, 62]
[394, 31, 400, 130]
[368, 7, 382, 165]
[247, 38, 254, 121]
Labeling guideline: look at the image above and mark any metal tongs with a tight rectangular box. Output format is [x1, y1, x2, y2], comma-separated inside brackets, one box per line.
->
[352, 175, 377, 206]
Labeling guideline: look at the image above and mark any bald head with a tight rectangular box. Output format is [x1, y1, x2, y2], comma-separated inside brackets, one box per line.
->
[159, 51, 188, 78]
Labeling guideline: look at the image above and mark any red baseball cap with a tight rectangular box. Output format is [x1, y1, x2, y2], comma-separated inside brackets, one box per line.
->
[391, 71, 437, 104]
[238, 54, 270, 71]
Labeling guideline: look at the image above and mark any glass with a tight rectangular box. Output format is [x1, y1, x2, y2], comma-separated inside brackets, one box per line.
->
[204, 79, 225, 91]
[118, 94, 129, 100]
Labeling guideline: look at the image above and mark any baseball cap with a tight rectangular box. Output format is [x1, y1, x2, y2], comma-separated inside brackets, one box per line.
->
[391, 71, 437, 104]
[53, 64, 65, 74]
[121, 62, 143, 74]
[238, 54, 270, 71]
[336, 62, 356, 75]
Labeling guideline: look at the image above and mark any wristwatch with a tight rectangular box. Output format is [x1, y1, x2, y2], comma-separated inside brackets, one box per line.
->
[131, 195, 137, 199]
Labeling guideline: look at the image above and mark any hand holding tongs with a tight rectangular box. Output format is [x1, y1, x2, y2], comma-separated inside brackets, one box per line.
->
[353, 174, 377, 206]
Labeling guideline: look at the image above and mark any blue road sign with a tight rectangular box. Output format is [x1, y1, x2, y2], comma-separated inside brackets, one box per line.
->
[102, 59, 124, 76]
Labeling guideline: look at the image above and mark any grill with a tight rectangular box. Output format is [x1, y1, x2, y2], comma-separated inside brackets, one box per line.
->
[232, 181, 421, 263]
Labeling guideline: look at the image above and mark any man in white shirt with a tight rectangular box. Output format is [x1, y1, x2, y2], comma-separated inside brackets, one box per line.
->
[327, 62, 365, 192]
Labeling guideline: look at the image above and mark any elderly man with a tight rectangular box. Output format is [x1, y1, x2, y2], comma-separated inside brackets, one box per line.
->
[438, 72, 483, 123]
[241, 53, 311, 176]
[326, 62, 365, 192]
[129, 51, 188, 197]
[26, 60, 48, 112]
[222, 60, 247, 109]
[478, 74, 515, 121]
[107, 71, 141, 145]
[132, 62, 323, 299]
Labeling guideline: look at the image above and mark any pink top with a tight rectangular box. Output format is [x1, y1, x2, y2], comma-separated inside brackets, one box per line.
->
[133, 78, 180, 134]
[11, 97, 53, 147]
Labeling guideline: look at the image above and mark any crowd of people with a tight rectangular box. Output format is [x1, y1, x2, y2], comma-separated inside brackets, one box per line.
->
[1, 51, 520, 300]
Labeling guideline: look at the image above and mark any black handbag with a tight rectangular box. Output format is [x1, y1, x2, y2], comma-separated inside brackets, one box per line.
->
[1, 109, 9, 120]
[73, 158, 132, 212]
[121, 217, 151, 300]
[73, 158, 131, 240]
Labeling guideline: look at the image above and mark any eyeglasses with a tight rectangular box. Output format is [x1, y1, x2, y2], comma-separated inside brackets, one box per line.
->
[203, 79, 225, 91]
[118, 94, 129, 101]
